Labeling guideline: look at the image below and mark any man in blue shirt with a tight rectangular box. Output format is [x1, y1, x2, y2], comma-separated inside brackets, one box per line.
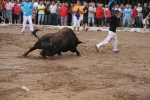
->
[20, 0, 35, 34]
[123, 4, 132, 28]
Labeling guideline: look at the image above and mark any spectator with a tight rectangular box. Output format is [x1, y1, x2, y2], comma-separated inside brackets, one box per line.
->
[32, 0, 38, 25]
[131, 5, 138, 27]
[49, 1, 57, 25]
[73, 0, 83, 34]
[70, 3, 74, 26]
[20, 0, 35, 34]
[59, 3, 68, 26]
[142, 3, 150, 28]
[105, 5, 112, 27]
[115, 5, 122, 27]
[44, 1, 50, 25]
[101, 4, 106, 27]
[13, 0, 20, 24]
[37, 0, 45, 25]
[95, 4, 104, 27]
[123, 4, 132, 28]
[0, 0, 2, 23]
[1, 0, 6, 24]
[83, 2, 88, 30]
[120, 4, 124, 26]
[88, 3, 96, 27]
[5, 0, 13, 25]
[144, 12, 150, 28]
[136, 3, 142, 28]
[16, 0, 21, 24]
[56, 2, 61, 25]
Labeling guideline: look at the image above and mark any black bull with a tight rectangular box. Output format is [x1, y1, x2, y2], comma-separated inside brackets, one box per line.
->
[23, 27, 83, 58]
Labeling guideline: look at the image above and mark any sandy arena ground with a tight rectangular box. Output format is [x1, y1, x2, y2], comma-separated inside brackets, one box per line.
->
[0, 26, 150, 100]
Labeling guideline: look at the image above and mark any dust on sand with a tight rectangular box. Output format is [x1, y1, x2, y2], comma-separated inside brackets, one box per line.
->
[0, 27, 150, 100]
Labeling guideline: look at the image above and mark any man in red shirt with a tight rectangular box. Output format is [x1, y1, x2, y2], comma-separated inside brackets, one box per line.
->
[1, 0, 6, 23]
[59, 3, 68, 26]
[13, 0, 20, 24]
[95, 4, 104, 27]
[105, 5, 112, 27]
[131, 5, 138, 27]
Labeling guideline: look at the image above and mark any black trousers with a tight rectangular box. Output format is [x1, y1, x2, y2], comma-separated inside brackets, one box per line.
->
[50, 13, 57, 25]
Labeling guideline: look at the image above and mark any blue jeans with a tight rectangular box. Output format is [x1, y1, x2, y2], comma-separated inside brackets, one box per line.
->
[6, 10, 12, 20]
[123, 18, 131, 26]
[38, 14, 44, 22]
[71, 14, 74, 26]
[136, 16, 142, 28]
[88, 17, 95, 24]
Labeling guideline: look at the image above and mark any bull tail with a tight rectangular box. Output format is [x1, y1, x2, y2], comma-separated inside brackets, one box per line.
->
[78, 40, 84, 44]
[32, 29, 43, 40]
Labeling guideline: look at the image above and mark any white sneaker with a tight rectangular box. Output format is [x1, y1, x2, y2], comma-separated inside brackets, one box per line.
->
[144, 26, 147, 29]
[95, 45, 99, 52]
[20, 31, 25, 35]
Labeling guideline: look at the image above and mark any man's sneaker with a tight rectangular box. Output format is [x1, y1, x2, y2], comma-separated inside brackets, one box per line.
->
[113, 50, 120, 53]
[95, 45, 99, 52]
[20, 31, 25, 35]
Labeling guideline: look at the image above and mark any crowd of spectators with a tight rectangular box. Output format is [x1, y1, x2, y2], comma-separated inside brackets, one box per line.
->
[0, 0, 150, 28]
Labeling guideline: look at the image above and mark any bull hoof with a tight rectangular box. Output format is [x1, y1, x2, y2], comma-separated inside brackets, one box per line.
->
[76, 53, 80, 56]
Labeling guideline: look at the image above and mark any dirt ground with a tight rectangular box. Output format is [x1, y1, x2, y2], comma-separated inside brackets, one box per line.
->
[0, 26, 150, 100]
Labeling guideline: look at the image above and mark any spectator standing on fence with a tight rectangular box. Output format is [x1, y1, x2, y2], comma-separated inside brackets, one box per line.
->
[105, 5, 111, 27]
[123, 4, 132, 29]
[83, 2, 88, 31]
[136, 3, 142, 28]
[73, 0, 83, 34]
[49, 1, 57, 25]
[59, 3, 68, 26]
[142, 3, 150, 28]
[131, 5, 138, 27]
[5, 0, 13, 25]
[13, 0, 20, 24]
[95, 4, 104, 27]
[44, 1, 50, 25]
[37, 0, 45, 25]
[20, 0, 35, 34]
[32, 0, 38, 25]
[88, 3, 96, 27]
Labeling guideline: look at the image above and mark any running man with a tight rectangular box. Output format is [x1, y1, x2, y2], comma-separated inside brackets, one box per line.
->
[95, 10, 120, 53]
[20, 0, 35, 34]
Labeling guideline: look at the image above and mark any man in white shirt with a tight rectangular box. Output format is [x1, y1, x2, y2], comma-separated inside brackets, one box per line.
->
[136, 3, 142, 28]
[49, 1, 57, 25]
[5, 0, 13, 25]
[88, 3, 96, 26]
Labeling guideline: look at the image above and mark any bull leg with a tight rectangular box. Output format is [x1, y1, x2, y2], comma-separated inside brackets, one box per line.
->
[23, 46, 37, 57]
[40, 49, 46, 59]
[75, 49, 80, 56]
[71, 47, 80, 56]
